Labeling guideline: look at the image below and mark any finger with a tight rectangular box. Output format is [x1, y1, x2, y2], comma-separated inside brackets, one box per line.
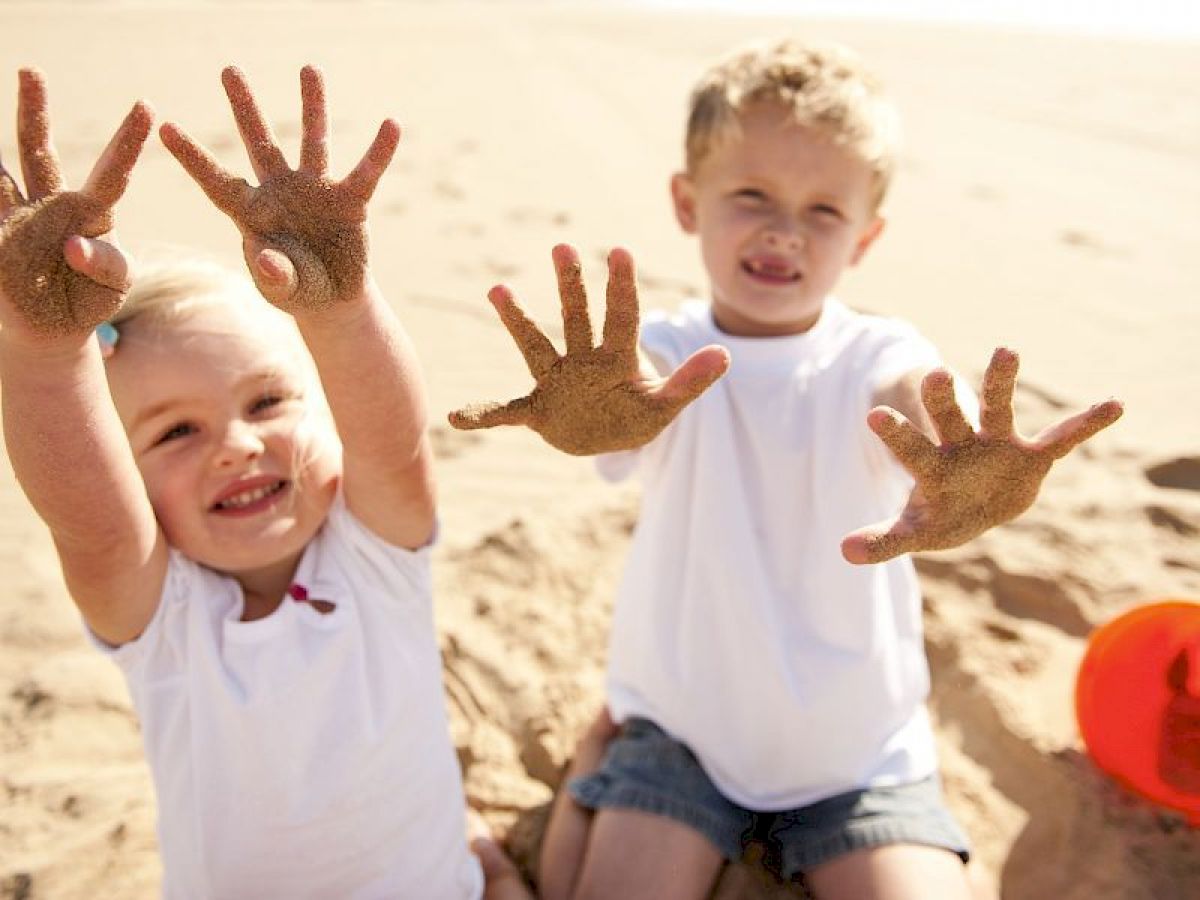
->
[1031, 399, 1123, 460]
[922, 368, 973, 444]
[80, 100, 154, 208]
[339, 119, 401, 203]
[840, 522, 920, 565]
[160, 122, 255, 219]
[447, 395, 534, 431]
[17, 68, 65, 199]
[868, 406, 938, 477]
[601, 247, 639, 352]
[488, 284, 559, 378]
[62, 235, 133, 293]
[221, 66, 290, 181]
[552, 243, 594, 354]
[0, 154, 26, 212]
[979, 347, 1019, 439]
[297, 65, 329, 175]
[652, 344, 730, 410]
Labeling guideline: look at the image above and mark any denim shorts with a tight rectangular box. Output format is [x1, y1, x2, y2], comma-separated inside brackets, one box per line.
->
[568, 717, 970, 880]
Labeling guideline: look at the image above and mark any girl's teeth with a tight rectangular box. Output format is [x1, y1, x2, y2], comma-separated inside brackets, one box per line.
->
[218, 482, 281, 509]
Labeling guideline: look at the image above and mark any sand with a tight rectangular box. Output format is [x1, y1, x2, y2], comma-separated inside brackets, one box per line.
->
[1, 3, 1198, 898]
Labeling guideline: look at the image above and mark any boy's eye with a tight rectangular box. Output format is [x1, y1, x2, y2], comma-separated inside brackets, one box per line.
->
[733, 188, 768, 203]
[811, 204, 844, 220]
[155, 422, 196, 446]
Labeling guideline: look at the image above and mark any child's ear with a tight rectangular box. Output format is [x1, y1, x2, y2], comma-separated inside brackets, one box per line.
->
[670, 173, 699, 234]
[849, 215, 886, 266]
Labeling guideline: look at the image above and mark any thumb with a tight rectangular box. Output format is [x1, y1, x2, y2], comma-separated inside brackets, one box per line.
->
[658, 344, 730, 405]
[248, 246, 299, 306]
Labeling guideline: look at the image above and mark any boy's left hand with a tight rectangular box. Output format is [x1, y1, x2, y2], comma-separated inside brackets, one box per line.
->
[449, 244, 729, 455]
[159, 65, 398, 314]
[841, 347, 1123, 564]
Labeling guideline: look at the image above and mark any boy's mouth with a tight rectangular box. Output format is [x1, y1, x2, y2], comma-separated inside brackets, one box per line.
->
[741, 257, 802, 284]
[211, 478, 289, 513]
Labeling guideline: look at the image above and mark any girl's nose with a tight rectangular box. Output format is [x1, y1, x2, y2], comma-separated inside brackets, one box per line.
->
[213, 421, 266, 467]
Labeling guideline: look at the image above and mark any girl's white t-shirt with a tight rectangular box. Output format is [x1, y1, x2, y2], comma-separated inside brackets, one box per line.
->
[599, 299, 967, 811]
[95, 494, 483, 900]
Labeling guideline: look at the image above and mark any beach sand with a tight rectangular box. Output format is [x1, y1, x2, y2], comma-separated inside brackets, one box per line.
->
[1, 2, 1198, 897]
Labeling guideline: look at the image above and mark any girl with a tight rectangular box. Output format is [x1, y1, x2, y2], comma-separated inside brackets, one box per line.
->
[0, 66, 488, 898]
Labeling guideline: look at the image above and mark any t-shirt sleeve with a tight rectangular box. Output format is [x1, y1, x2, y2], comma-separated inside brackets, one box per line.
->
[83, 548, 199, 680]
[865, 320, 979, 424]
[324, 491, 434, 611]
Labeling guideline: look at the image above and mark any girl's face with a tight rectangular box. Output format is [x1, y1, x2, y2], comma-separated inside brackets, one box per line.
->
[106, 302, 339, 585]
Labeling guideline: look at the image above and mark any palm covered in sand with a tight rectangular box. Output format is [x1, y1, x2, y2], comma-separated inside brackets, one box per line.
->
[841, 348, 1124, 564]
[449, 243, 730, 455]
[158, 65, 398, 312]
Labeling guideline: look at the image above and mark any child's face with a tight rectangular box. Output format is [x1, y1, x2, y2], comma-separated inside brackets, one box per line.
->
[671, 102, 885, 336]
[106, 303, 339, 581]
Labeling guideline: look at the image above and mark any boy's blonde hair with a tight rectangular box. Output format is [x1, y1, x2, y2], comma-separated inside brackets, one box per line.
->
[685, 38, 901, 208]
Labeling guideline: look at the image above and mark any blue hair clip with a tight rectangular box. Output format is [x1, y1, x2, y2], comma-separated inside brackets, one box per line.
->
[95, 322, 120, 358]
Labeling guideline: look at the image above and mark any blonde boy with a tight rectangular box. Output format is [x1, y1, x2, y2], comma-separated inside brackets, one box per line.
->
[456, 37, 1121, 900]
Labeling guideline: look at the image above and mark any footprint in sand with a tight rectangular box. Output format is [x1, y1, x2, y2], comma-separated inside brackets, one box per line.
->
[1145, 457, 1200, 492]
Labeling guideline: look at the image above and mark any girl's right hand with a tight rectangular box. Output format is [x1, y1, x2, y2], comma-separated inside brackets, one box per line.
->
[0, 69, 152, 347]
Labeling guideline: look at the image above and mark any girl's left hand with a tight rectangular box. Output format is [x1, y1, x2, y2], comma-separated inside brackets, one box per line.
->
[841, 347, 1124, 564]
[159, 65, 398, 314]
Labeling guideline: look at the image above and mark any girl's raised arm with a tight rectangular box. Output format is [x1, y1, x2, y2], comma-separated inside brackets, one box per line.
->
[0, 70, 165, 645]
[160, 66, 435, 549]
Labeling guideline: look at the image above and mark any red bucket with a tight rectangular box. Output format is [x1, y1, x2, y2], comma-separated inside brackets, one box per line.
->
[1076, 600, 1200, 823]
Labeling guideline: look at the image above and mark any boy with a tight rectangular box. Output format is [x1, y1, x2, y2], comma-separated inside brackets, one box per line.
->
[453, 38, 1121, 899]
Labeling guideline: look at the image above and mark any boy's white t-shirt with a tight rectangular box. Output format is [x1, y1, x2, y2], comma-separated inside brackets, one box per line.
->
[599, 299, 967, 812]
[93, 494, 483, 900]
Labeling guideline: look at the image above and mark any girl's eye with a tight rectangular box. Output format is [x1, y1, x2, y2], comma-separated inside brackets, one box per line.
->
[250, 394, 284, 415]
[155, 423, 196, 446]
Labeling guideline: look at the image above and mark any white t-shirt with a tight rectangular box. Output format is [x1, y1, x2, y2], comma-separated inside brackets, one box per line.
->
[599, 299, 964, 811]
[94, 494, 483, 900]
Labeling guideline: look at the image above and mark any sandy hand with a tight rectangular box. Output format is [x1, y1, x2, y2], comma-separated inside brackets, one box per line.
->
[158, 65, 398, 314]
[841, 347, 1123, 565]
[0, 69, 151, 341]
[449, 244, 729, 455]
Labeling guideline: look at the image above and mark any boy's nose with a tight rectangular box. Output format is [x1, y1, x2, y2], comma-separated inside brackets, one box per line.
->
[213, 421, 266, 467]
[763, 219, 804, 252]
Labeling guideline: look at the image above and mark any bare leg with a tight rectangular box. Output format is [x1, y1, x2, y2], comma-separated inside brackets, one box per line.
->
[805, 844, 973, 900]
[572, 806, 725, 900]
[537, 708, 620, 900]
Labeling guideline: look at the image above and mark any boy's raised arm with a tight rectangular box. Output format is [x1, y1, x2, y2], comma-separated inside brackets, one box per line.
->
[160, 65, 434, 550]
[842, 347, 1124, 564]
[449, 243, 730, 455]
[0, 70, 165, 644]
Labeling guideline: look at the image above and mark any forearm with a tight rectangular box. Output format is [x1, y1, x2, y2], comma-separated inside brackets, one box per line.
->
[294, 276, 434, 541]
[0, 336, 158, 569]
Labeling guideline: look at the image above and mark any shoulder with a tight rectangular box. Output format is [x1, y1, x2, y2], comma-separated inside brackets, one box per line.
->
[826, 301, 940, 375]
[318, 491, 434, 601]
[640, 301, 716, 361]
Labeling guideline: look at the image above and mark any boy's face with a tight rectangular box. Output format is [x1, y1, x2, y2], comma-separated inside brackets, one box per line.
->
[671, 102, 884, 337]
[106, 302, 340, 582]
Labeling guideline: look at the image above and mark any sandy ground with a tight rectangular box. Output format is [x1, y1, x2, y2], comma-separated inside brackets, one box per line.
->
[1, 2, 1198, 897]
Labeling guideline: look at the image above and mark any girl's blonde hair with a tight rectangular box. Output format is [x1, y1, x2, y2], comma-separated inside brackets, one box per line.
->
[685, 38, 901, 209]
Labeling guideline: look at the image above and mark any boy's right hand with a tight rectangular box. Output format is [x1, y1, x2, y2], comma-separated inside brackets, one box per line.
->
[0, 69, 152, 345]
[449, 244, 729, 455]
